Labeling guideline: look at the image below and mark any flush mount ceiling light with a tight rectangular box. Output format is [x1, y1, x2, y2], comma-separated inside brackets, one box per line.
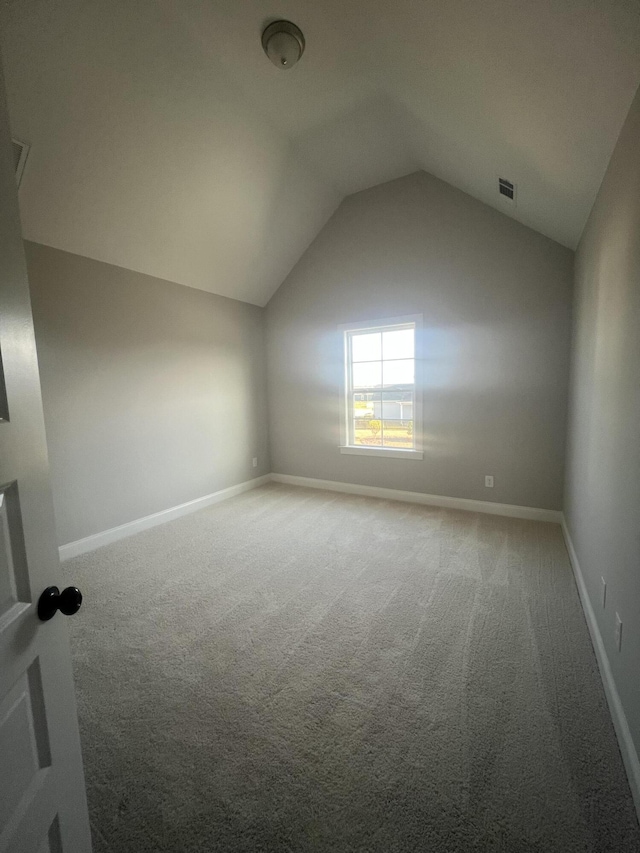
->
[261, 20, 305, 69]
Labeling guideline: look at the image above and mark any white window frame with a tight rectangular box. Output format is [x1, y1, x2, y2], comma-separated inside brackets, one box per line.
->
[338, 315, 423, 460]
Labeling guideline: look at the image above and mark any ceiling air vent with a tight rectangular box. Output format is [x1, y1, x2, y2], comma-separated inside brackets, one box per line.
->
[498, 177, 516, 204]
[11, 138, 29, 187]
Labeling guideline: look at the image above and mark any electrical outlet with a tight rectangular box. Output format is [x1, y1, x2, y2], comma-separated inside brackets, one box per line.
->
[601, 577, 606, 609]
[615, 613, 623, 651]
[252, 457, 258, 468]
[485, 475, 494, 488]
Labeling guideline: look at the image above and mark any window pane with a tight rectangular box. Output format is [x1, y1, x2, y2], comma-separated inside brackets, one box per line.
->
[381, 388, 413, 403]
[353, 418, 382, 446]
[381, 419, 414, 449]
[352, 393, 377, 421]
[351, 332, 381, 362]
[382, 359, 414, 386]
[383, 328, 414, 360]
[352, 361, 381, 389]
[381, 399, 414, 421]
[352, 391, 380, 446]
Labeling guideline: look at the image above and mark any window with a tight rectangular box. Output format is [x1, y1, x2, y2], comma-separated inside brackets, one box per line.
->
[340, 317, 422, 459]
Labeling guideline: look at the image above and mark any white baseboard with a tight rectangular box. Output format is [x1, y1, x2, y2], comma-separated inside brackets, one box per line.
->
[58, 475, 271, 561]
[271, 473, 562, 523]
[59, 472, 560, 561]
[561, 517, 640, 819]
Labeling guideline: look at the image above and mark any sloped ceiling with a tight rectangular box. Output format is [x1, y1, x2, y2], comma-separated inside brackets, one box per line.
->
[1, 0, 639, 306]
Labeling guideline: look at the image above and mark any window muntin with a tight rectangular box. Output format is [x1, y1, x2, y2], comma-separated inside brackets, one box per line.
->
[345, 323, 416, 451]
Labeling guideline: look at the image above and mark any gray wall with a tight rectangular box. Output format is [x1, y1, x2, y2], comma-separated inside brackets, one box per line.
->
[26, 242, 269, 545]
[266, 171, 573, 510]
[564, 86, 640, 752]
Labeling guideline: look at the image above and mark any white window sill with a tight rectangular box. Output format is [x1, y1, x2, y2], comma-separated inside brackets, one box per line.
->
[339, 446, 423, 460]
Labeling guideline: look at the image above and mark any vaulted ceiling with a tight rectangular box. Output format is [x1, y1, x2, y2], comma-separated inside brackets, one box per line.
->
[1, 0, 639, 306]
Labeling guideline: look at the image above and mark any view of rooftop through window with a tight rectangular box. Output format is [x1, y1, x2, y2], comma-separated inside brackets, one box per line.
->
[346, 324, 415, 450]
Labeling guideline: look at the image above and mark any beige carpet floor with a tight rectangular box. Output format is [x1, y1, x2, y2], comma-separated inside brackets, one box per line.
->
[66, 483, 640, 852]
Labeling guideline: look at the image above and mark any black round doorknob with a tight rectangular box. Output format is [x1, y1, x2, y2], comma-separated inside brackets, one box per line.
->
[38, 586, 83, 621]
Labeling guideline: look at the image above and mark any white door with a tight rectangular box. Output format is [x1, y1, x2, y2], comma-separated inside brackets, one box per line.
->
[0, 51, 92, 853]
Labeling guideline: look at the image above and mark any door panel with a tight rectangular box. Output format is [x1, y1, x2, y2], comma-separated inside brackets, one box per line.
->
[0, 483, 30, 624]
[0, 664, 50, 833]
[0, 43, 91, 853]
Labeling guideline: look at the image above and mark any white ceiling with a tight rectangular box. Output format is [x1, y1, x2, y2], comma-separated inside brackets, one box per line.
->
[1, 0, 639, 306]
